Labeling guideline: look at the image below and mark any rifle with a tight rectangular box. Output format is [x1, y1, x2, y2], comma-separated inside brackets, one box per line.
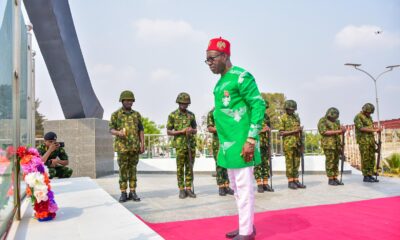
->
[299, 128, 305, 186]
[339, 130, 346, 184]
[187, 131, 195, 193]
[375, 130, 382, 181]
[267, 129, 274, 191]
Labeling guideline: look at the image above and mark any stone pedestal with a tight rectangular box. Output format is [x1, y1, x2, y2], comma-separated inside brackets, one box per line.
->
[44, 118, 113, 178]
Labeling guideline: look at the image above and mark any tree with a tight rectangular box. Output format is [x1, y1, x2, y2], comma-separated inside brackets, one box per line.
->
[261, 92, 286, 129]
[142, 117, 162, 134]
[35, 99, 46, 138]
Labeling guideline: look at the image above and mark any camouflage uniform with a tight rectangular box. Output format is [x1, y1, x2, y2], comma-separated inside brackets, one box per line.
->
[37, 144, 73, 179]
[167, 109, 197, 189]
[279, 112, 301, 179]
[354, 104, 376, 177]
[207, 109, 229, 187]
[318, 114, 341, 178]
[254, 112, 271, 182]
[110, 105, 143, 192]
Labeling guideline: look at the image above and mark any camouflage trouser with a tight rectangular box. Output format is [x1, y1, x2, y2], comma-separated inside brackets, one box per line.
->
[117, 152, 139, 191]
[359, 144, 376, 176]
[176, 148, 196, 189]
[48, 166, 73, 179]
[254, 146, 270, 181]
[284, 147, 300, 179]
[324, 149, 339, 177]
[212, 143, 229, 186]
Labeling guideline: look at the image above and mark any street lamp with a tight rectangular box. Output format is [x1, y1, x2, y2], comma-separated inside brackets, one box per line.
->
[344, 63, 400, 127]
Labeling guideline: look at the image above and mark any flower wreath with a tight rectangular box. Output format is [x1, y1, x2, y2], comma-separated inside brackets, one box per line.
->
[16, 146, 58, 221]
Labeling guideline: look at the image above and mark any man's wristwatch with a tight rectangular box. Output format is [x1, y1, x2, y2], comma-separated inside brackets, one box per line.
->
[246, 138, 256, 145]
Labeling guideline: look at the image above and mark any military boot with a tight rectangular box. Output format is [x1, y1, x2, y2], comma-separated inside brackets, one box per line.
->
[257, 184, 264, 193]
[119, 192, 128, 203]
[219, 187, 227, 196]
[363, 176, 373, 182]
[288, 181, 297, 190]
[225, 186, 234, 195]
[129, 191, 141, 202]
[186, 189, 197, 198]
[369, 176, 379, 182]
[179, 189, 187, 199]
[263, 184, 274, 192]
[328, 179, 338, 186]
[334, 179, 344, 185]
[295, 181, 306, 189]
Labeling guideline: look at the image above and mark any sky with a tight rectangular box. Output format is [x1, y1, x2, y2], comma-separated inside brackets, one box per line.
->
[24, 0, 400, 130]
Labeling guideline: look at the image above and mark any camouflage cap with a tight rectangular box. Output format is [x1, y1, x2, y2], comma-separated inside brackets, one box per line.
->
[176, 92, 191, 104]
[362, 103, 375, 113]
[119, 90, 135, 102]
[326, 107, 339, 119]
[284, 100, 297, 110]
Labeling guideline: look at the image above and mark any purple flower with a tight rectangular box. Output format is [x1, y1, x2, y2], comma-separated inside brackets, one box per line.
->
[37, 164, 45, 174]
[47, 190, 54, 201]
[48, 200, 58, 213]
[28, 147, 40, 157]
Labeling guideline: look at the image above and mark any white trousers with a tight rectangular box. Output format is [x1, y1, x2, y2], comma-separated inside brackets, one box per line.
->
[228, 166, 255, 235]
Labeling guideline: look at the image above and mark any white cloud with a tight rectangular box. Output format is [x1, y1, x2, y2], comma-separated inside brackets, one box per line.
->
[335, 25, 400, 49]
[134, 19, 206, 44]
[150, 68, 176, 82]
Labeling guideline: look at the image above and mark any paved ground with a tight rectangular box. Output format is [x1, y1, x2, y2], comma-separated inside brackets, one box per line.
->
[95, 173, 400, 223]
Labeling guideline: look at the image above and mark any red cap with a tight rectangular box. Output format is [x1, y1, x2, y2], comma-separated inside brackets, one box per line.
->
[207, 37, 230, 56]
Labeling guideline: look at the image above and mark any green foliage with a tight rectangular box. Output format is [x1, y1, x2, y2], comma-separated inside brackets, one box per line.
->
[383, 153, 400, 176]
[304, 132, 322, 154]
[35, 99, 46, 138]
[261, 92, 286, 129]
[142, 117, 162, 134]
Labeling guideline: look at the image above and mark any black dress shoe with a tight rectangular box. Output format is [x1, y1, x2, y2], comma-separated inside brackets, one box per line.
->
[334, 179, 344, 185]
[186, 189, 197, 198]
[219, 187, 227, 196]
[179, 189, 187, 199]
[288, 182, 297, 190]
[328, 179, 338, 186]
[257, 184, 264, 193]
[119, 192, 128, 202]
[226, 225, 256, 239]
[129, 191, 141, 201]
[263, 184, 274, 192]
[233, 233, 256, 240]
[295, 181, 306, 189]
[225, 187, 234, 195]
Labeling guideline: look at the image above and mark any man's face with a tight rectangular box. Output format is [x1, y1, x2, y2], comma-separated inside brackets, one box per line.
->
[363, 111, 371, 117]
[122, 99, 133, 109]
[206, 50, 227, 74]
[44, 139, 56, 147]
[178, 103, 189, 111]
[286, 109, 295, 115]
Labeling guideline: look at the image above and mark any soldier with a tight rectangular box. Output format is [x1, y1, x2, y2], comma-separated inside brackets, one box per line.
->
[354, 103, 381, 183]
[38, 131, 73, 179]
[254, 99, 273, 193]
[318, 107, 346, 186]
[167, 92, 197, 199]
[279, 100, 306, 190]
[109, 90, 145, 202]
[207, 107, 234, 196]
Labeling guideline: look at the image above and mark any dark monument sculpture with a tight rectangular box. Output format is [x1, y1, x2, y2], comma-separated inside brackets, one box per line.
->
[24, 0, 103, 119]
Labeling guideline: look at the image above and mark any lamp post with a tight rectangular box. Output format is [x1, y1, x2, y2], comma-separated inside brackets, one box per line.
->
[344, 63, 400, 127]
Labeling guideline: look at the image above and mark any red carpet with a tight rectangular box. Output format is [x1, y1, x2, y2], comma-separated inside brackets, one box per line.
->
[143, 196, 400, 240]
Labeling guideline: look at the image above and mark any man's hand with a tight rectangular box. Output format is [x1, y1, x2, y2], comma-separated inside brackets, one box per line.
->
[341, 126, 346, 133]
[50, 159, 58, 167]
[140, 144, 145, 154]
[241, 142, 255, 162]
[375, 127, 382, 133]
[48, 142, 59, 153]
[298, 126, 304, 133]
[117, 129, 126, 138]
[185, 127, 195, 135]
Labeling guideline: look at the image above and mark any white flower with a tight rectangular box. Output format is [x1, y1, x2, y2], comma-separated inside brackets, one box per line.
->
[24, 172, 45, 188]
[34, 189, 49, 203]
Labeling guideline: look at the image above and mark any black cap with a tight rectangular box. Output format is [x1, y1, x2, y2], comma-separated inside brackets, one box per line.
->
[44, 132, 57, 140]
